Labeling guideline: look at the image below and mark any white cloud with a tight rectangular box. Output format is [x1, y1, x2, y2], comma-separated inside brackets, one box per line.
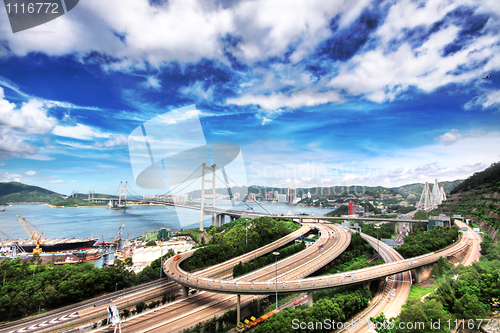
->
[227, 89, 342, 111]
[93, 134, 128, 148]
[49, 180, 64, 183]
[0, 172, 22, 182]
[469, 130, 486, 137]
[0, 88, 57, 134]
[0, 127, 38, 158]
[245, 130, 500, 187]
[0, 0, 374, 68]
[52, 124, 111, 140]
[464, 90, 500, 111]
[24, 170, 36, 176]
[328, 1, 500, 102]
[67, 180, 76, 183]
[436, 129, 463, 145]
[142, 76, 161, 90]
[179, 81, 214, 102]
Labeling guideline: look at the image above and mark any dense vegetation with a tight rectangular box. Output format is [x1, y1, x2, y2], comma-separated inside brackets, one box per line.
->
[396, 226, 459, 258]
[0, 249, 174, 320]
[362, 221, 396, 239]
[253, 285, 375, 333]
[385, 205, 416, 214]
[373, 232, 500, 333]
[312, 232, 384, 276]
[180, 217, 299, 272]
[49, 197, 108, 207]
[451, 162, 500, 194]
[0, 182, 62, 205]
[438, 163, 500, 231]
[233, 241, 306, 278]
[325, 205, 348, 216]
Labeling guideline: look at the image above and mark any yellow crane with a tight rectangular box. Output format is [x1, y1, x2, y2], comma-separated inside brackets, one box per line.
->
[16, 215, 43, 254]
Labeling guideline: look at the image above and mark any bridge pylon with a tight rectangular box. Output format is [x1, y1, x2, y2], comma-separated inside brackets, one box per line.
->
[118, 181, 128, 207]
[200, 163, 216, 231]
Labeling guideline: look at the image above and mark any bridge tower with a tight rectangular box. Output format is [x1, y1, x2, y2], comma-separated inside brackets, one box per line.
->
[118, 181, 128, 207]
[200, 163, 216, 231]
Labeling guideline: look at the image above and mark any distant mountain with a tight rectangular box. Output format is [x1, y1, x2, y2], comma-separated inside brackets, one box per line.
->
[0, 182, 63, 204]
[392, 180, 463, 197]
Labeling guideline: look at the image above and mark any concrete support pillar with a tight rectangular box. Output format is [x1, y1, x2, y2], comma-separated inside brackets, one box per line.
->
[237, 294, 241, 323]
[200, 326, 205, 333]
[182, 286, 189, 298]
[231, 216, 235, 222]
[363, 281, 370, 289]
[395, 221, 398, 234]
[215, 320, 220, 331]
[307, 292, 314, 307]
[414, 267, 424, 284]
[220, 214, 224, 226]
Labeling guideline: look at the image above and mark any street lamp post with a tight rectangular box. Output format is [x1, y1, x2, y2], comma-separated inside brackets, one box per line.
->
[273, 252, 280, 313]
[160, 239, 163, 279]
[246, 219, 248, 247]
[374, 226, 381, 255]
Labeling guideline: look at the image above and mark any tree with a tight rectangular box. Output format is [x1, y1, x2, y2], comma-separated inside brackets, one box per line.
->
[135, 301, 145, 314]
[124, 257, 133, 267]
[453, 294, 488, 319]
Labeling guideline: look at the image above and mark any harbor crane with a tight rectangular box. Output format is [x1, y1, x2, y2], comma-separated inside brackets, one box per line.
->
[16, 215, 43, 254]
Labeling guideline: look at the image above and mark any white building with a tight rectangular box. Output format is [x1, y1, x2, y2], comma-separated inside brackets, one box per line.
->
[278, 194, 287, 203]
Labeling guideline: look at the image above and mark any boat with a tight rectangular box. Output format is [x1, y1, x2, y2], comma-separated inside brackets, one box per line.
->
[2, 237, 97, 253]
[0, 209, 5, 212]
[1, 215, 97, 253]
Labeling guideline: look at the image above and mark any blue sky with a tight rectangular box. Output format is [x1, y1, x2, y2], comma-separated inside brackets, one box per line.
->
[0, 0, 499, 196]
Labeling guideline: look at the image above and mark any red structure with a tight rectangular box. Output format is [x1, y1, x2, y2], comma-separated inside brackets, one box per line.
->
[349, 202, 354, 215]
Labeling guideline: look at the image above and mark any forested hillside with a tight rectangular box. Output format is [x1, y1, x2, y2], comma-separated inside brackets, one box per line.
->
[439, 162, 500, 241]
[0, 182, 62, 204]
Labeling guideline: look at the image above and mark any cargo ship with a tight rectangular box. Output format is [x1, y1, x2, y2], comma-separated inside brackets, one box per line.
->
[2, 236, 97, 253]
[0, 215, 97, 254]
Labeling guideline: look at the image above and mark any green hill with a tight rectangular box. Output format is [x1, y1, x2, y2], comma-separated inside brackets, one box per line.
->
[49, 197, 108, 207]
[0, 182, 62, 205]
[392, 179, 463, 197]
[438, 162, 500, 241]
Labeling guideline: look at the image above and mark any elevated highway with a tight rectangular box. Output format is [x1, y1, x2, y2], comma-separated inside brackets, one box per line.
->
[165, 224, 468, 295]
[97, 222, 350, 332]
[1, 224, 311, 333]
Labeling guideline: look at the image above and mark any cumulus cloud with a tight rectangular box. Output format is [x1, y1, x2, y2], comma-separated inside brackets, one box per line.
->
[328, 0, 500, 102]
[0, 0, 374, 67]
[436, 129, 463, 145]
[24, 170, 36, 176]
[49, 180, 64, 183]
[0, 172, 22, 182]
[0, 87, 59, 158]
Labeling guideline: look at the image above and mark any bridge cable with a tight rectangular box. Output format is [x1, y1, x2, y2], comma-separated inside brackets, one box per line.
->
[163, 164, 203, 196]
[213, 172, 254, 212]
[215, 165, 271, 215]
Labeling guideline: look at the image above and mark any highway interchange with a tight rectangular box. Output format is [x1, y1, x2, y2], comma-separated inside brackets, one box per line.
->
[1, 218, 482, 333]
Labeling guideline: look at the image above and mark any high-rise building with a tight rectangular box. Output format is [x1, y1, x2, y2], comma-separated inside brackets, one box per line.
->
[286, 188, 296, 204]
[274, 191, 279, 201]
[278, 194, 287, 203]
[266, 191, 274, 201]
